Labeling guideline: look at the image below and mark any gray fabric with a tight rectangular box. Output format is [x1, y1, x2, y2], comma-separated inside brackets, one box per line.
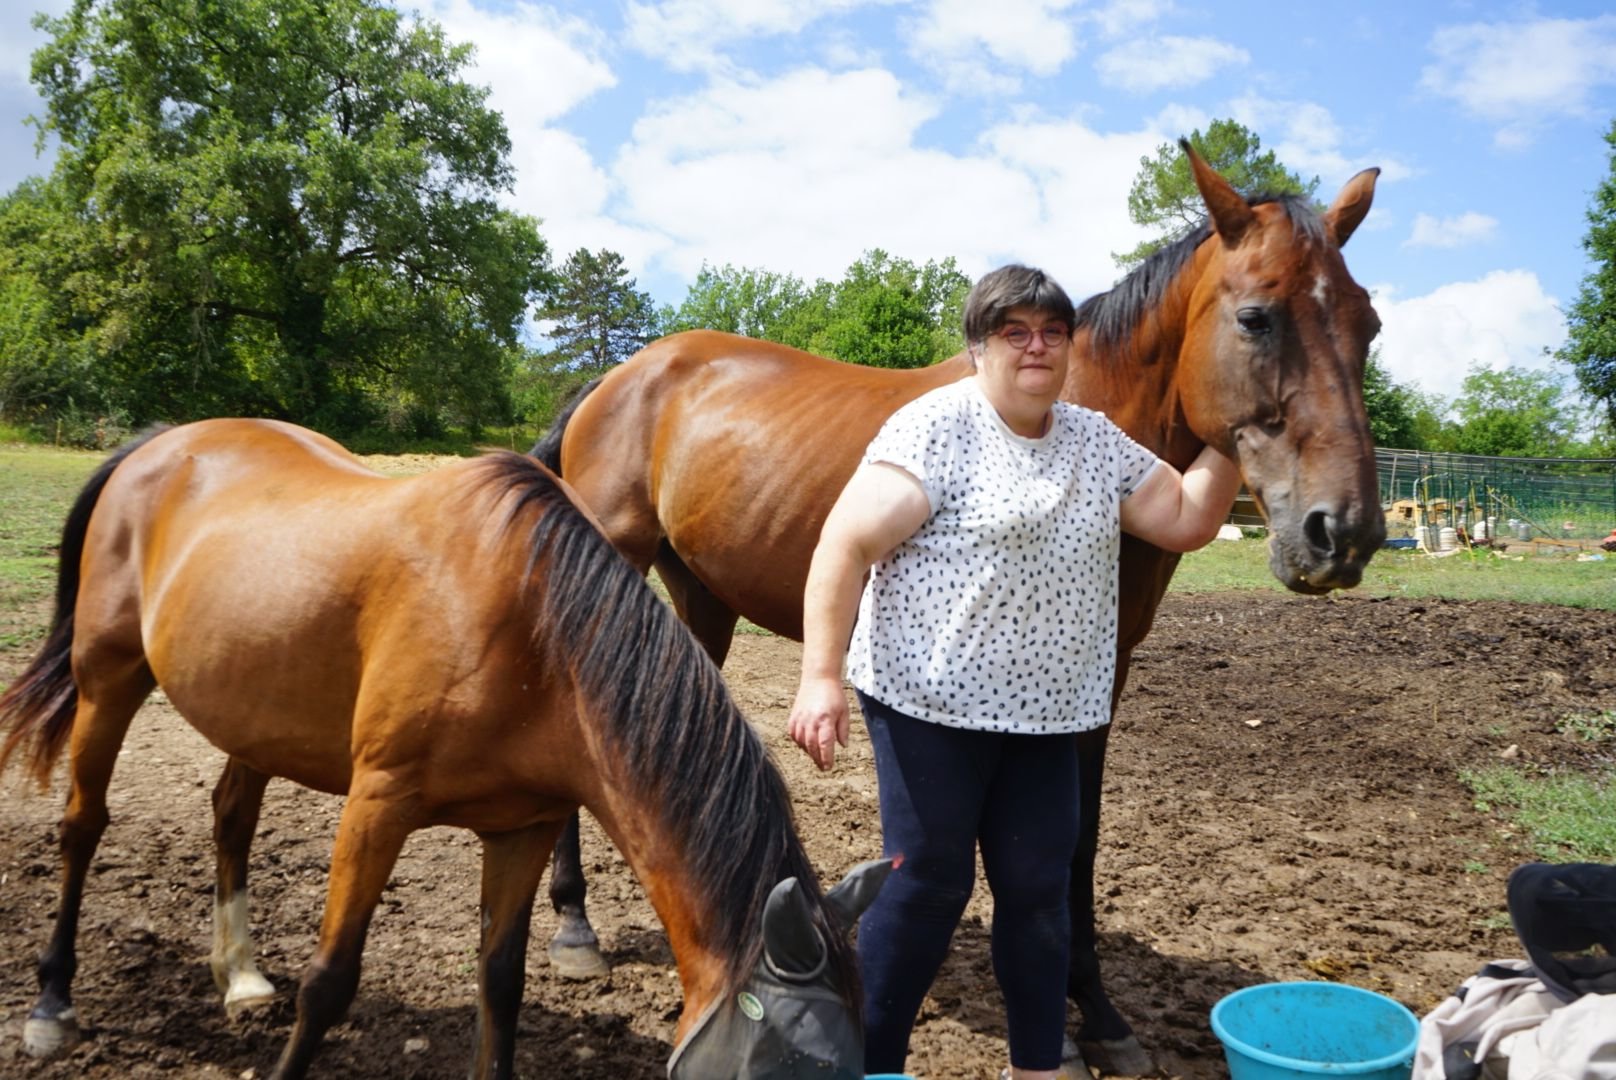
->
[667, 967, 861, 1079]
[666, 862, 893, 1079]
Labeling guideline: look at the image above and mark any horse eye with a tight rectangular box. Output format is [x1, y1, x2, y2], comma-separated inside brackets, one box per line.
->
[1237, 307, 1272, 336]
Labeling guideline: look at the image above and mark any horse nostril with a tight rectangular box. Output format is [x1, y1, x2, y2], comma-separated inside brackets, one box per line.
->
[1303, 507, 1338, 559]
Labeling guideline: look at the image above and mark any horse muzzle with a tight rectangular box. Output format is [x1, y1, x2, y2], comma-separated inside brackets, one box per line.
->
[1265, 499, 1386, 594]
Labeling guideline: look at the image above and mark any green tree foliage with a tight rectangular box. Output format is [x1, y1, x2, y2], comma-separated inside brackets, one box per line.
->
[1115, 119, 1320, 270]
[662, 263, 809, 339]
[1361, 348, 1429, 449]
[1440, 365, 1587, 458]
[8, 0, 551, 437]
[659, 250, 969, 369]
[777, 250, 970, 369]
[536, 248, 659, 371]
[0, 181, 103, 431]
[518, 247, 657, 426]
[1559, 120, 1616, 429]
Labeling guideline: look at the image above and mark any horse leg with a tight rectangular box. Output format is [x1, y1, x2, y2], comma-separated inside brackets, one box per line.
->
[1068, 725, 1153, 1076]
[472, 822, 562, 1080]
[24, 663, 153, 1058]
[210, 757, 276, 1013]
[655, 544, 739, 666]
[544, 813, 608, 979]
[269, 772, 414, 1080]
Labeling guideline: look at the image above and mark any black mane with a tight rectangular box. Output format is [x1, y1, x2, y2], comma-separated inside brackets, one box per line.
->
[465, 452, 855, 999]
[1075, 193, 1327, 354]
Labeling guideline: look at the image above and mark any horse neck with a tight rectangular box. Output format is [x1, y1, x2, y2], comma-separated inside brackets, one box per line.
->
[1065, 241, 1215, 470]
[585, 799, 732, 1035]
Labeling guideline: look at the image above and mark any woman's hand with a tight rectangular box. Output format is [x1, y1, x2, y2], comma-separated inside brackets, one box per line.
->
[788, 674, 850, 771]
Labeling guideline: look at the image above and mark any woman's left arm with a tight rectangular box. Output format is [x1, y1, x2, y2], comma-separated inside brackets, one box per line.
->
[1119, 444, 1243, 552]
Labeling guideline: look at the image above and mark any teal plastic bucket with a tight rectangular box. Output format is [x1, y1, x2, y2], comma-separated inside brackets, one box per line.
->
[1211, 982, 1419, 1080]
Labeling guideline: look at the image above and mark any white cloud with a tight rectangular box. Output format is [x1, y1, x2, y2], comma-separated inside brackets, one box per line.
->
[1404, 211, 1497, 250]
[1228, 93, 1409, 191]
[610, 66, 1160, 298]
[1421, 15, 1616, 147]
[1095, 35, 1248, 94]
[626, 0, 895, 74]
[1086, 0, 1173, 39]
[1371, 271, 1565, 401]
[905, 0, 1083, 91]
[418, 2, 675, 266]
[425, 0, 616, 126]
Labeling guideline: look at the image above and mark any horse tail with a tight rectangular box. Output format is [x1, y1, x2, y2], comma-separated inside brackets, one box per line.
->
[0, 426, 169, 789]
[528, 376, 604, 474]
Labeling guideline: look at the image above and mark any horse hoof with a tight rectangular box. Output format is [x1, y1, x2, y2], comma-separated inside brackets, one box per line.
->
[1078, 1034, 1154, 1077]
[224, 971, 277, 1016]
[23, 1011, 81, 1058]
[547, 939, 610, 980]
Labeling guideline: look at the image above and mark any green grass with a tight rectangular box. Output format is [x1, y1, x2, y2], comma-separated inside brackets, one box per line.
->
[0, 446, 99, 617]
[1557, 709, 1616, 744]
[1462, 763, 1616, 863]
[1171, 535, 1616, 610]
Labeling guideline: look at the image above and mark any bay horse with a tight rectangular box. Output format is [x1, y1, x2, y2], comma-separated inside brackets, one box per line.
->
[0, 419, 891, 1080]
[532, 144, 1387, 1072]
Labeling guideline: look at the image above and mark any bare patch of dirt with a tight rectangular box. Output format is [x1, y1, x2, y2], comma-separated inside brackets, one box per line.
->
[2, 592, 1614, 1078]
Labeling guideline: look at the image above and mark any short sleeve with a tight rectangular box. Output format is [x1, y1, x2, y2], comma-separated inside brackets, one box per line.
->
[1106, 419, 1161, 499]
[861, 393, 960, 513]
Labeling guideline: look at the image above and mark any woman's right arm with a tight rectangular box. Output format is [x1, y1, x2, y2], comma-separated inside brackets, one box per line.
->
[788, 462, 932, 771]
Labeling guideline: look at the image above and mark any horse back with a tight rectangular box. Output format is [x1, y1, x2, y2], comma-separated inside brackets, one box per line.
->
[75, 420, 552, 800]
[560, 331, 970, 638]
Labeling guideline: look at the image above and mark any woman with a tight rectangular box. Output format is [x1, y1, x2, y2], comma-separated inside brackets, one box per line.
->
[787, 264, 1241, 1080]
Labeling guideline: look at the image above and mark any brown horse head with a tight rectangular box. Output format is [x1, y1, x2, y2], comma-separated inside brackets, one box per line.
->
[1175, 141, 1386, 593]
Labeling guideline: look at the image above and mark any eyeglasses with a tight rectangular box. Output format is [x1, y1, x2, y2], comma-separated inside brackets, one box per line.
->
[993, 324, 1070, 350]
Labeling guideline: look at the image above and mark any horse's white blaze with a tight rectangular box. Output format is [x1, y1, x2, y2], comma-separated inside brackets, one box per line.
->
[211, 892, 275, 1011]
[1312, 272, 1330, 308]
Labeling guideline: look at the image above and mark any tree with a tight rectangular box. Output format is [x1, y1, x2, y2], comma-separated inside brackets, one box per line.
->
[17, 0, 552, 433]
[535, 248, 658, 372]
[661, 263, 809, 340]
[1360, 348, 1429, 449]
[1441, 364, 1585, 458]
[1114, 119, 1320, 270]
[519, 248, 657, 426]
[1559, 119, 1616, 429]
[777, 250, 970, 369]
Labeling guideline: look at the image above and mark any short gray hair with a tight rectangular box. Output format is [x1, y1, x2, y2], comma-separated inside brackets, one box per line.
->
[962, 264, 1076, 344]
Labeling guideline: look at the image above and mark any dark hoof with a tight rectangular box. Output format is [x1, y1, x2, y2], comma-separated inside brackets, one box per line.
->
[1078, 1034, 1154, 1077]
[547, 938, 610, 980]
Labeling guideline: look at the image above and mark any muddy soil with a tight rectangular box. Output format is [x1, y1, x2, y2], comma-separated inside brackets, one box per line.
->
[2, 591, 1614, 1079]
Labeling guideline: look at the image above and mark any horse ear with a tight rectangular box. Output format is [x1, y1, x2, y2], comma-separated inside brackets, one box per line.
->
[1322, 166, 1380, 248]
[762, 877, 826, 976]
[1184, 138, 1255, 247]
[824, 858, 896, 932]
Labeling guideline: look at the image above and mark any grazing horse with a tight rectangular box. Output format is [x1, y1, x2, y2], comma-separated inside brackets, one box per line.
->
[532, 144, 1387, 1072]
[0, 419, 891, 1080]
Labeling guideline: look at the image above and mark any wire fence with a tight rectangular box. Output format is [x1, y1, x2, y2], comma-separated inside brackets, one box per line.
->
[1377, 448, 1616, 546]
[1225, 449, 1616, 548]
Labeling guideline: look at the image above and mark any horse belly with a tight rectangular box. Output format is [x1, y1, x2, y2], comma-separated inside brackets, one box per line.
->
[136, 538, 370, 796]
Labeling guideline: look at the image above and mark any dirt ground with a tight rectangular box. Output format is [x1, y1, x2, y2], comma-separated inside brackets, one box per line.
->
[2, 589, 1615, 1079]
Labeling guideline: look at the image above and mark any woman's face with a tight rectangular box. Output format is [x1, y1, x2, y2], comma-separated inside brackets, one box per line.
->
[973, 304, 1072, 409]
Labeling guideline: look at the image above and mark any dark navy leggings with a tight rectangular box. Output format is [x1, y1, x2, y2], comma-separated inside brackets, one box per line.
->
[855, 691, 1080, 1074]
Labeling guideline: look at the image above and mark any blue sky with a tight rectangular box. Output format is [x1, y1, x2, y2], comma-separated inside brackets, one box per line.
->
[3, 1, 1615, 404]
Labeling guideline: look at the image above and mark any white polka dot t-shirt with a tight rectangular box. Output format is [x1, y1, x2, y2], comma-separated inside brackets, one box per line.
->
[846, 377, 1160, 734]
